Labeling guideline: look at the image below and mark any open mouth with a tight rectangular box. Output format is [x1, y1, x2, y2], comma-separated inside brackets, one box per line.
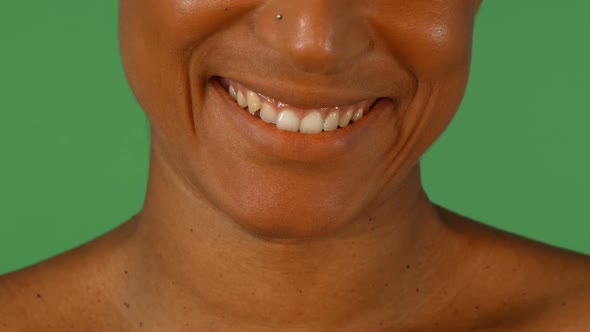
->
[217, 77, 381, 134]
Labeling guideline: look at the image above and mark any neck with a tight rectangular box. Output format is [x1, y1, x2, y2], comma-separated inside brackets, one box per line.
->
[124, 145, 454, 330]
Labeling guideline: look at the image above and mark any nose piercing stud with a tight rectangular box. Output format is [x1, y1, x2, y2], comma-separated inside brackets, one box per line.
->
[276, 14, 283, 20]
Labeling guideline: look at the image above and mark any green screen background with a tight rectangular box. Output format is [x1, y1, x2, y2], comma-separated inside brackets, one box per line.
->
[0, 1, 588, 275]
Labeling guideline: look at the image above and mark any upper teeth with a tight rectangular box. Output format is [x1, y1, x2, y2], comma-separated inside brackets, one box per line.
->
[224, 80, 375, 134]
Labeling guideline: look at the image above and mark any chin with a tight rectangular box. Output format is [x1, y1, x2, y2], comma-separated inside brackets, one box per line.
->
[202, 175, 367, 240]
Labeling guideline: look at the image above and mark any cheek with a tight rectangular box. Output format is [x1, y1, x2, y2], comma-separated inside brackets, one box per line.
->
[411, 21, 474, 81]
[119, 0, 239, 55]
[401, 12, 475, 151]
[118, 0, 252, 126]
[368, 1, 476, 172]
[371, 1, 476, 80]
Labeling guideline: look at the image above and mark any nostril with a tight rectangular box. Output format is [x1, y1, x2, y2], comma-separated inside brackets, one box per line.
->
[253, 1, 372, 74]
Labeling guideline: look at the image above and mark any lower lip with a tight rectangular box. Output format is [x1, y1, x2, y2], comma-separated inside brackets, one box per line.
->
[209, 79, 396, 161]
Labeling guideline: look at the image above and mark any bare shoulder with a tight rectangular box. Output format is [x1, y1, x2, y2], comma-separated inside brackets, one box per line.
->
[507, 249, 590, 331]
[437, 206, 590, 331]
[479, 294, 590, 332]
[519, 293, 590, 331]
[0, 257, 79, 331]
[0, 218, 137, 331]
[0, 273, 28, 331]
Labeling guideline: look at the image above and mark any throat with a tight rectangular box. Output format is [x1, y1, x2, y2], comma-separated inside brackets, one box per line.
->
[127, 159, 453, 329]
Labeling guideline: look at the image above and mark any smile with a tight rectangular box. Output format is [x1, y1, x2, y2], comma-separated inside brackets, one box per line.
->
[220, 78, 379, 134]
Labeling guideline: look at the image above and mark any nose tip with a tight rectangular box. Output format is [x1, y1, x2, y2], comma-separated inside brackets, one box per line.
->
[254, 1, 372, 74]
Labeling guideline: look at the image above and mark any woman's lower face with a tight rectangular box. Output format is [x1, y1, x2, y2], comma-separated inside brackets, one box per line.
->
[119, 0, 480, 238]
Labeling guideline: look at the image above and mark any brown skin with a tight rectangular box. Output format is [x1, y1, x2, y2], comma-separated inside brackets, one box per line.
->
[1, 0, 590, 331]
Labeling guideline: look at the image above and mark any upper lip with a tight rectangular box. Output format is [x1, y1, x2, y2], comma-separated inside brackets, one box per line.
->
[215, 76, 390, 110]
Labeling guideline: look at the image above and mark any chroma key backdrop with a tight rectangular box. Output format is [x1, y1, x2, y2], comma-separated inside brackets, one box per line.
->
[0, 1, 589, 274]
